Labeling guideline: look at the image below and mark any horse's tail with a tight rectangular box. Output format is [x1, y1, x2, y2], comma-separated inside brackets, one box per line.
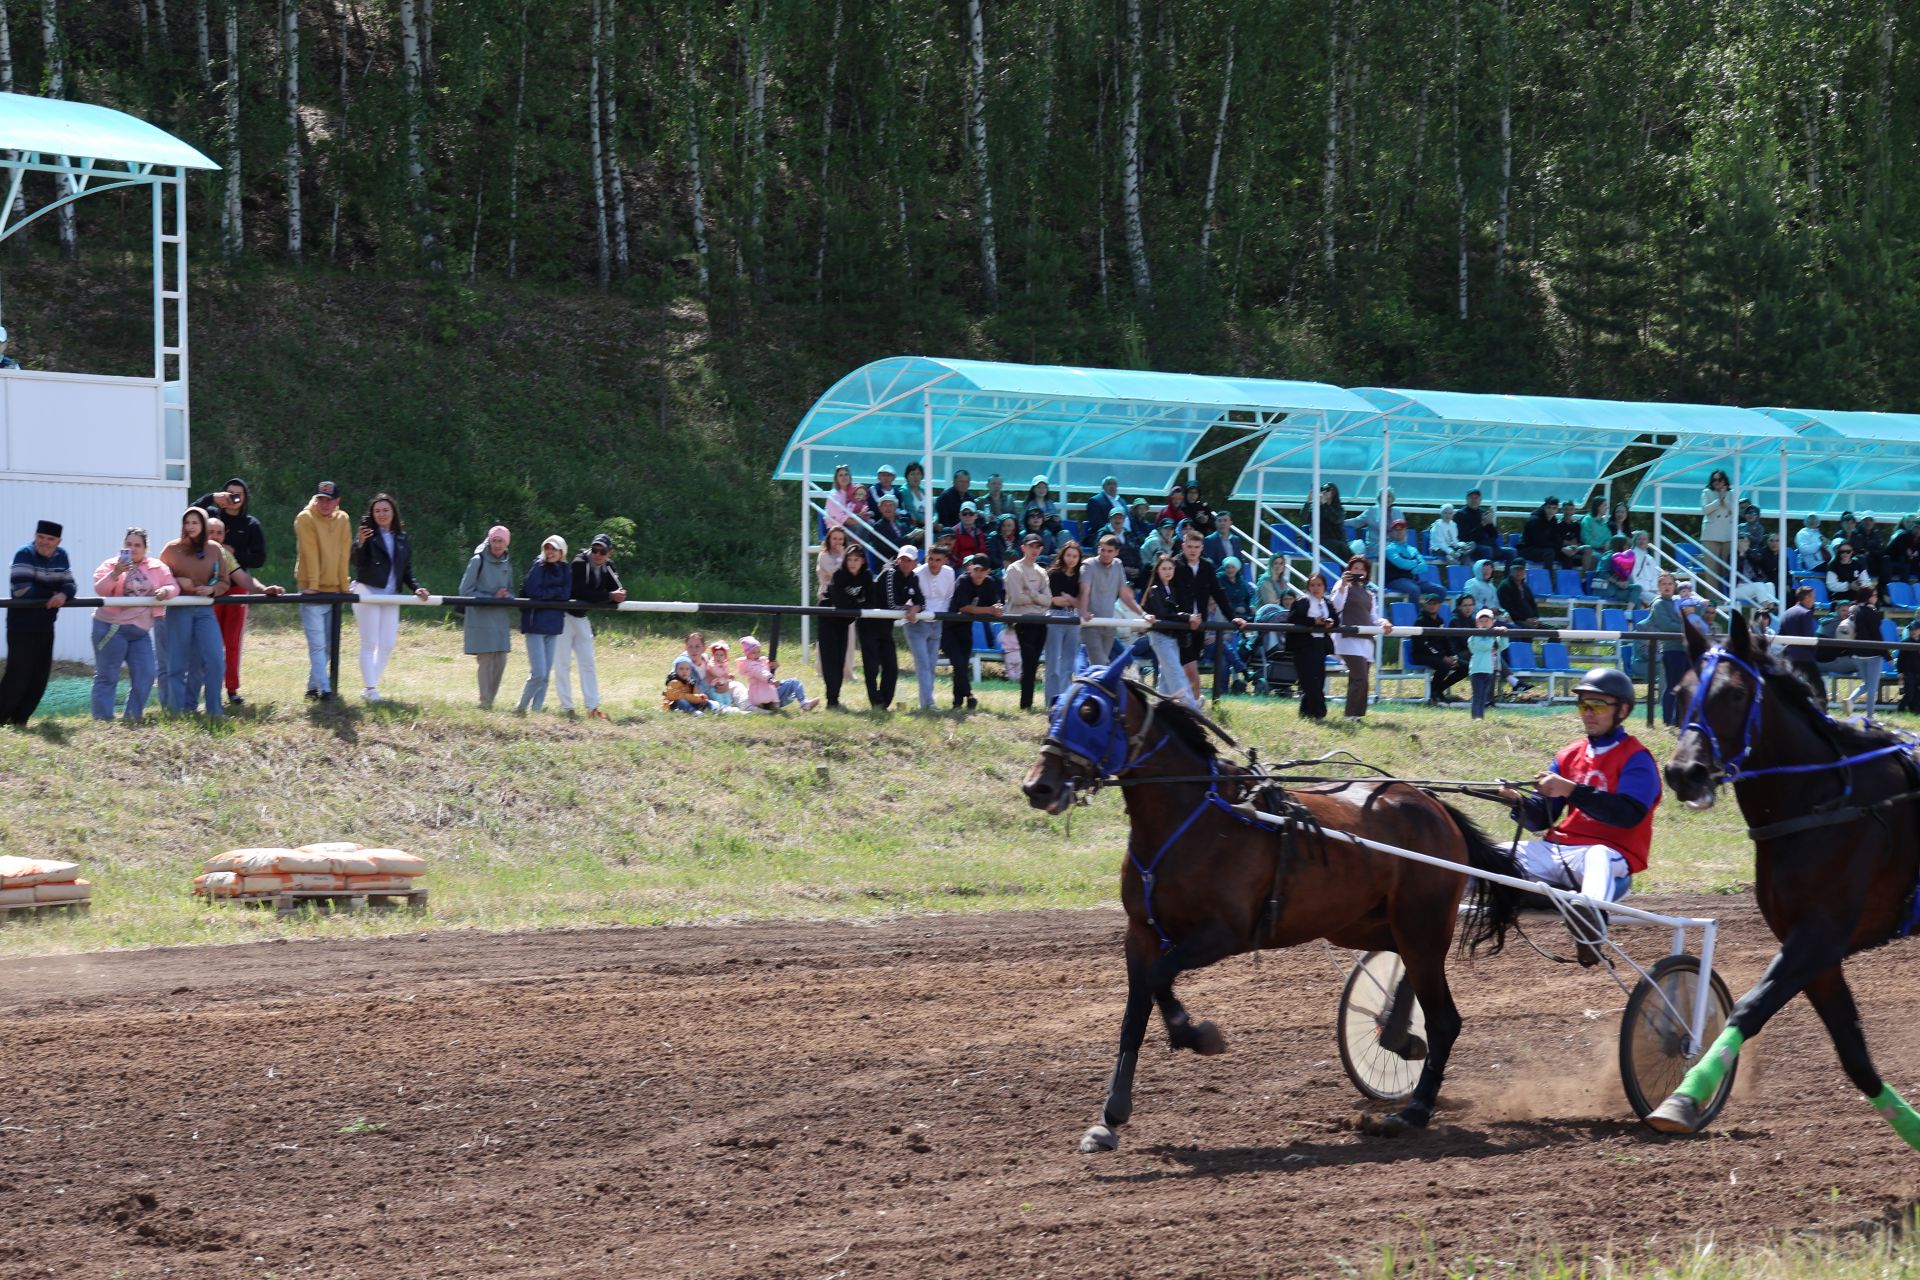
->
[1435, 799, 1529, 956]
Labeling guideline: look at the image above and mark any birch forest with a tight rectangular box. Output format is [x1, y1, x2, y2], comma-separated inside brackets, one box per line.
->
[9, 0, 1920, 410]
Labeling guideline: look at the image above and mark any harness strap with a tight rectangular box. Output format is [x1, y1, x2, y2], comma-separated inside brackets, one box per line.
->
[1744, 790, 1920, 841]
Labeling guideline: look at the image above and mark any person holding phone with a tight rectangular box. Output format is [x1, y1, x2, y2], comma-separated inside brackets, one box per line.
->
[159, 507, 229, 717]
[351, 492, 430, 704]
[89, 528, 178, 721]
[191, 477, 266, 703]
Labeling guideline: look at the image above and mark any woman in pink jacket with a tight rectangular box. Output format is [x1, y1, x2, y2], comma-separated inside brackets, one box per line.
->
[737, 636, 819, 711]
[90, 526, 180, 721]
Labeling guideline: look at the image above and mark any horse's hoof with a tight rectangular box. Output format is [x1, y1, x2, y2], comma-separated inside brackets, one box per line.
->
[1190, 1020, 1228, 1056]
[1646, 1093, 1705, 1135]
[1381, 1032, 1428, 1062]
[1358, 1111, 1409, 1138]
[1079, 1124, 1119, 1153]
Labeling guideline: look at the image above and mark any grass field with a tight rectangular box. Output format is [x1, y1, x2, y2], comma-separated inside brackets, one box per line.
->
[0, 613, 1768, 958]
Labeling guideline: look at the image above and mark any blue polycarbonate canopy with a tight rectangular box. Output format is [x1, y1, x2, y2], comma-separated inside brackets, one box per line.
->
[775, 356, 1375, 496]
[0, 92, 217, 170]
[1233, 387, 1807, 512]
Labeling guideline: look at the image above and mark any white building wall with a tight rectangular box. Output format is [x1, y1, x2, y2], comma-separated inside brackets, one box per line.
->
[1, 476, 188, 663]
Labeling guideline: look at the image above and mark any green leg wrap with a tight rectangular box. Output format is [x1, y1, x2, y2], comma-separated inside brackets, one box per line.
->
[1870, 1085, 1920, 1153]
[1676, 1025, 1746, 1103]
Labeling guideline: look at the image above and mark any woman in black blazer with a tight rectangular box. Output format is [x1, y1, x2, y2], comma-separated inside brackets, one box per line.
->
[1286, 571, 1338, 719]
[351, 492, 429, 703]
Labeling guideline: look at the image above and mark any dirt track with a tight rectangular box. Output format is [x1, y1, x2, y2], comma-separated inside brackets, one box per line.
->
[4, 900, 1920, 1278]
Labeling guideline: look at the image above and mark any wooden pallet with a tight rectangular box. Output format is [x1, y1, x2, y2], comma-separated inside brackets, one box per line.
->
[0, 899, 92, 924]
[205, 888, 429, 918]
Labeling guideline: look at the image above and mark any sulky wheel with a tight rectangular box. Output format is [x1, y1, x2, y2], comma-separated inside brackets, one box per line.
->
[1336, 950, 1428, 1103]
[1621, 953, 1736, 1127]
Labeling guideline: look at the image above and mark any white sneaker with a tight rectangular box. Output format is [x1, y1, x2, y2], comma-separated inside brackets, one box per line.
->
[364, 688, 382, 704]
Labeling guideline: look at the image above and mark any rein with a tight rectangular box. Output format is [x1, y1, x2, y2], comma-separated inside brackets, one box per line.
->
[1680, 644, 1920, 839]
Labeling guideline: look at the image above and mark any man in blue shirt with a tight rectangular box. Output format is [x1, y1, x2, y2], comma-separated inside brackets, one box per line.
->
[0, 519, 75, 726]
[1382, 519, 1428, 598]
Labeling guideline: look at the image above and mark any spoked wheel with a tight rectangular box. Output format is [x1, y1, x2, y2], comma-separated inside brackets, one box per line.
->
[1336, 950, 1428, 1102]
[1620, 953, 1736, 1126]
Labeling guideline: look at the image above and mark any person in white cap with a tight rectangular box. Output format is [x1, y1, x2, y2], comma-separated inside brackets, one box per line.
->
[0, 325, 18, 371]
[1467, 608, 1507, 719]
[867, 545, 925, 709]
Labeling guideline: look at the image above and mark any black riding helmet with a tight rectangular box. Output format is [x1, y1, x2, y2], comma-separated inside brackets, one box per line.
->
[1572, 667, 1636, 707]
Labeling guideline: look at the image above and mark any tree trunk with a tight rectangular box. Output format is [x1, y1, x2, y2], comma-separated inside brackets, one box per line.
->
[41, 0, 77, 259]
[0, 0, 12, 91]
[1494, 0, 1510, 277]
[1095, 57, 1109, 302]
[419, 0, 432, 88]
[964, 0, 998, 305]
[506, 1, 526, 279]
[397, 0, 435, 268]
[1321, 0, 1339, 280]
[1452, 0, 1466, 321]
[327, 0, 351, 262]
[1121, 0, 1151, 303]
[135, 0, 149, 61]
[680, 10, 709, 294]
[281, 0, 302, 261]
[196, 0, 210, 87]
[1201, 26, 1233, 254]
[603, 0, 629, 280]
[220, 0, 241, 257]
[812, 0, 843, 303]
[745, 0, 770, 292]
[587, 0, 611, 289]
[153, 0, 169, 45]
[467, 178, 483, 278]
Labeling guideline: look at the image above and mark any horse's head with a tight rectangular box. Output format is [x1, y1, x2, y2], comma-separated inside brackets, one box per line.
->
[1023, 649, 1140, 816]
[1665, 610, 1764, 810]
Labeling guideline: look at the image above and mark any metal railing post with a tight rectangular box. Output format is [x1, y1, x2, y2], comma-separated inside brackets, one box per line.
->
[1647, 637, 1658, 728]
[328, 600, 343, 694]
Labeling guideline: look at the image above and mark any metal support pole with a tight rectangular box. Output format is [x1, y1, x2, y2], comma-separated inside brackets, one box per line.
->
[923, 399, 935, 561]
[1730, 451, 1742, 604]
[1777, 444, 1790, 609]
[1310, 429, 1323, 575]
[801, 444, 813, 664]
[1646, 637, 1658, 728]
[328, 600, 343, 694]
[1376, 422, 1391, 696]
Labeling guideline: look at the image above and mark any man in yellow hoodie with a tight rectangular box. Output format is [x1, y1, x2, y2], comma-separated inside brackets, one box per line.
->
[294, 479, 353, 700]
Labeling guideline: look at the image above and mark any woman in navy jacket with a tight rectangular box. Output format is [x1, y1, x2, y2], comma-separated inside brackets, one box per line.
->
[516, 535, 574, 712]
[350, 492, 429, 703]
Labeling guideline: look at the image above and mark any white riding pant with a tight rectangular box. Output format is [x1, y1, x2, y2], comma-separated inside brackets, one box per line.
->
[352, 588, 402, 693]
[552, 614, 600, 710]
[1513, 839, 1631, 904]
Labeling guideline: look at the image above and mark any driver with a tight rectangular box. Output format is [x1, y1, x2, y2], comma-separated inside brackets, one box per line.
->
[1496, 668, 1661, 958]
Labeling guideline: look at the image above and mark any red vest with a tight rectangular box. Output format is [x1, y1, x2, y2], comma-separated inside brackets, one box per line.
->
[1548, 733, 1659, 873]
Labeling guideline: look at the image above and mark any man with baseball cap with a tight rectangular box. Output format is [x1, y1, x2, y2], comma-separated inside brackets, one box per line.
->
[1382, 517, 1427, 598]
[1496, 667, 1660, 964]
[946, 553, 1003, 710]
[949, 500, 987, 563]
[0, 519, 74, 725]
[293, 479, 354, 700]
[555, 532, 626, 718]
[867, 544, 925, 710]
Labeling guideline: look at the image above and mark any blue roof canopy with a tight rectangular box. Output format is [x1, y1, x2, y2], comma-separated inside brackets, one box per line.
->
[775, 357, 1373, 497]
[0, 92, 217, 169]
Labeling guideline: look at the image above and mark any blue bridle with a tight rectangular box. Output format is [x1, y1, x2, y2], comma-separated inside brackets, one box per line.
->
[1679, 645, 1912, 789]
[1041, 654, 1281, 948]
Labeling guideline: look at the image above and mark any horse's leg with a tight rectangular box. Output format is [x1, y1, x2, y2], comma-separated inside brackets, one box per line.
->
[1083, 926, 1239, 1155]
[1152, 924, 1241, 1057]
[1373, 934, 1462, 1133]
[1648, 917, 1861, 1134]
[1804, 966, 1920, 1153]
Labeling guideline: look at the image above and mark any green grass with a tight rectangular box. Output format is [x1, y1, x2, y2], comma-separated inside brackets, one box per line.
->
[0, 618, 1771, 957]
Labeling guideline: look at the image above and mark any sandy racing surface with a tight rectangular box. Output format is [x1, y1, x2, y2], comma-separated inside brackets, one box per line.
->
[4, 898, 1920, 1277]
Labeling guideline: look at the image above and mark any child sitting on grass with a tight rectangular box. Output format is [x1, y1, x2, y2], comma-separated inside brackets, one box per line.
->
[663, 655, 712, 714]
[737, 636, 819, 711]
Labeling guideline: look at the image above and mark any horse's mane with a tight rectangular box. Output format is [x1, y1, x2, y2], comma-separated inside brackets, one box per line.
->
[1125, 677, 1241, 762]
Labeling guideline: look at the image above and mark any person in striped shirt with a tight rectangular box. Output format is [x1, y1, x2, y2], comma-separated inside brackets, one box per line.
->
[0, 519, 75, 726]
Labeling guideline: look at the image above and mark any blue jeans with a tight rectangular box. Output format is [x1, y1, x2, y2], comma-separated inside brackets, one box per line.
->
[1148, 632, 1193, 706]
[150, 615, 171, 710]
[92, 619, 157, 720]
[1852, 656, 1886, 713]
[167, 607, 226, 716]
[518, 632, 557, 710]
[1470, 671, 1495, 718]
[300, 603, 333, 693]
[1043, 614, 1081, 709]
[905, 620, 942, 709]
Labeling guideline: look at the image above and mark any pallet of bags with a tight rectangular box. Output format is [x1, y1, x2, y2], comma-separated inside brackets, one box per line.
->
[197, 843, 428, 916]
[0, 855, 92, 921]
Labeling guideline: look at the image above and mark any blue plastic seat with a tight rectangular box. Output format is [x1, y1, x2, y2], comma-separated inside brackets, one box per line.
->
[1528, 567, 1554, 597]
[1600, 607, 1629, 632]
[1555, 569, 1587, 597]
[1888, 581, 1917, 609]
[1539, 641, 1575, 672]
[1505, 643, 1538, 671]
[1884, 619, 1902, 643]
[1445, 565, 1471, 592]
[1387, 601, 1418, 627]
[1569, 607, 1598, 631]
[1809, 581, 1830, 605]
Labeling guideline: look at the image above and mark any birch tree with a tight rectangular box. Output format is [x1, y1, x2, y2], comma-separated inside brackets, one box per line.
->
[281, 0, 302, 261]
[1322, 0, 1340, 280]
[811, 0, 843, 302]
[744, 0, 771, 293]
[587, 0, 611, 288]
[1201, 26, 1234, 254]
[506, 1, 526, 279]
[602, 0, 629, 281]
[397, 0, 434, 268]
[220, 0, 241, 257]
[681, 8, 710, 294]
[41, 0, 76, 258]
[964, 0, 998, 305]
[1452, 0, 1467, 319]
[1494, 0, 1512, 277]
[196, 0, 210, 87]
[1121, 0, 1151, 303]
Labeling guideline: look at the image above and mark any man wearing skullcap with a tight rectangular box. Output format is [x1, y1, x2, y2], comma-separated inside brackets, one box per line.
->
[0, 520, 75, 725]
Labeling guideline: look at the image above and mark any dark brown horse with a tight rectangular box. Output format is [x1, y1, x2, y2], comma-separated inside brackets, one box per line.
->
[1654, 612, 1920, 1147]
[1021, 653, 1527, 1152]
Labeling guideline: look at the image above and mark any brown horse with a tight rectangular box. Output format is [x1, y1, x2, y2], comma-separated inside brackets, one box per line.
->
[1022, 653, 1527, 1152]
[1653, 611, 1920, 1146]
